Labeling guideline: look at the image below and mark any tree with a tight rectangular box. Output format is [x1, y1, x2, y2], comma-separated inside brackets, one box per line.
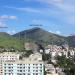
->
[42, 54, 51, 62]
[56, 55, 75, 75]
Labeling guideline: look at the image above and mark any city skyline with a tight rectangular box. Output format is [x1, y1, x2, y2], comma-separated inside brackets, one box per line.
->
[0, 0, 75, 36]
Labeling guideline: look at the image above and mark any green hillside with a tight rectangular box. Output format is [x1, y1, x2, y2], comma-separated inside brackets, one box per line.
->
[0, 32, 24, 51]
[0, 27, 75, 52]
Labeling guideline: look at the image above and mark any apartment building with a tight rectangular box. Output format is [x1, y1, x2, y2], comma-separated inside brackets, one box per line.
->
[2, 60, 44, 75]
[0, 52, 19, 62]
[0, 52, 44, 75]
[2, 53, 44, 75]
[0, 52, 20, 75]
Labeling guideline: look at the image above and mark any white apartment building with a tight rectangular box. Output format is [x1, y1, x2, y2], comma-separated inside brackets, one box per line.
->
[2, 60, 44, 75]
[0, 52, 20, 75]
[0, 52, 44, 75]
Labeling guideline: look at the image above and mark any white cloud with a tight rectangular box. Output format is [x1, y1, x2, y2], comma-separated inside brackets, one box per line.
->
[56, 31, 61, 34]
[5, 6, 41, 13]
[0, 15, 17, 20]
[9, 16, 17, 20]
[33, 0, 75, 24]
[0, 22, 7, 28]
[49, 30, 69, 36]
[0, 15, 9, 19]
[18, 7, 41, 13]
[0, 15, 17, 29]
[7, 30, 16, 35]
[24, 0, 63, 3]
[49, 30, 61, 35]
[64, 16, 75, 25]
[32, 19, 46, 24]
[5, 0, 75, 25]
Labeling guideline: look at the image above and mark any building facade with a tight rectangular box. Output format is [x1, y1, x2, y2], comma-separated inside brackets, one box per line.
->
[0, 52, 20, 75]
[3, 61, 44, 75]
[0, 52, 44, 75]
[0, 52, 19, 62]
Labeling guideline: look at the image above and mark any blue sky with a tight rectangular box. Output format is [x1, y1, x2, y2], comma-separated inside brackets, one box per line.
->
[0, 0, 75, 36]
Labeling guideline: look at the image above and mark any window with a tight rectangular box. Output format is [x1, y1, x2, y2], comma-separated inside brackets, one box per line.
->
[9, 73, 11, 75]
[36, 73, 38, 75]
[8, 67, 11, 69]
[23, 70, 25, 72]
[9, 70, 11, 72]
[28, 70, 30, 72]
[40, 70, 42, 72]
[23, 73, 25, 75]
[36, 70, 38, 72]
[8, 64, 11, 65]
[28, 74, 30, 75]
[4, 70, 6, 72]
[20, 64, 22, 65]
[23, 67, 25, 68]
[4, 73, 6, 75]
[20, 70, 22, 72]
[33, 70, 35, 72]
[40, 64, 42, 66]
[36, 67, 38, 69]
[20, 67, 22, 69]
[28, 67, 30, 69]
[4, 64, 6, 65]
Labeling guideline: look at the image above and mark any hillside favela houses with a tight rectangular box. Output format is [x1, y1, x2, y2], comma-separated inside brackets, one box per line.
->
[40, 44, 75, 63]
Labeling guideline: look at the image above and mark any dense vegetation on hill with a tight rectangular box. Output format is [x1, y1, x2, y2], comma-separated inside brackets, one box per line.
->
[0, 27, 75, 51]
[0, 32, 24, 51]
[66, 35, 75, 47]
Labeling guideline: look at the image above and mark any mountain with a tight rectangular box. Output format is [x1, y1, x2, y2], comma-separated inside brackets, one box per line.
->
[0, 32, 10, 37]
[13, 27, 67, 46]
[0, 27, 75, 51]
[67, 35, 75, 47]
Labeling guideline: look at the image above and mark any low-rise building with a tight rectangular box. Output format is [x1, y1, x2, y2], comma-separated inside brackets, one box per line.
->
[0, 52, 19, 62]
[45, 64, 56, 74]
[45, 64, 59, 75]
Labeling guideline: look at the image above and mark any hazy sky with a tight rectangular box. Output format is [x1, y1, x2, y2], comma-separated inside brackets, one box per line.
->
[0, 0, 75, 36]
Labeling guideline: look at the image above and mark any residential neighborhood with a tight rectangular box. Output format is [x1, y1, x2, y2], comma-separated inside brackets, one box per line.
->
[0, 43, 75, 75]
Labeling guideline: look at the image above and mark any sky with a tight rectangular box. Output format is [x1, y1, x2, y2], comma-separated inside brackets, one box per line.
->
[0, 0, 75, 36]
